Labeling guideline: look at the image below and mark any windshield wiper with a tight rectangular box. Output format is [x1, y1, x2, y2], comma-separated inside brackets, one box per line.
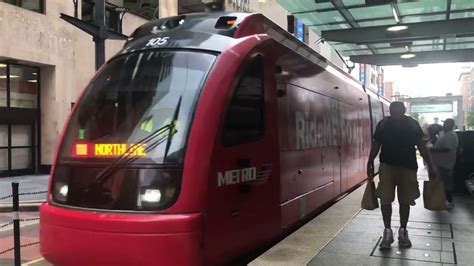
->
[87, 125, 170, 187]
[85, 96, 182, 190]
[164, 95, 182, 160]
[107, 92, 181, 171]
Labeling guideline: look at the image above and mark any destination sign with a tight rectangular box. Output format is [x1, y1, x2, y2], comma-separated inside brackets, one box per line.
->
[73, 143, 147, 157]
[410, 102, 453, 113]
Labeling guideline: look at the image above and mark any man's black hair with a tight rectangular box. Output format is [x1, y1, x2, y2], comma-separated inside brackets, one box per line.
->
[389, 101, 406, 115]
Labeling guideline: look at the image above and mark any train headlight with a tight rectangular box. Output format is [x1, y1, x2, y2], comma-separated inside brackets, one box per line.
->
[59, 185, 69, 197]
[136, 169, 180, 210]
[54, 182, 69, 203]
[140, 188, 161, 203]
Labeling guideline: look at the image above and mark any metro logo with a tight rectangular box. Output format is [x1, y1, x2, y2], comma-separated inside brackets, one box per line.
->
[217, 167, 257, 187]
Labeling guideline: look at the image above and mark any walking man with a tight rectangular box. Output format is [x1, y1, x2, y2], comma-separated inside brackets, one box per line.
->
[430, 119, 458, 208]
[367, 101, 436, 249]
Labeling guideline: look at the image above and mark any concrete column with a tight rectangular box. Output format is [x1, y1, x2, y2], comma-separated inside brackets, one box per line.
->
[159, 0, 178, 18]
[40, 66, 57, 165]
[458, 99, 465, 130]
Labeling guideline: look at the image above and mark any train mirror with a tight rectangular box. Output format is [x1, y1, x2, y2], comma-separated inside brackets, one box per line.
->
[275, 65, 283, 74]
[277, 89, 287, 98]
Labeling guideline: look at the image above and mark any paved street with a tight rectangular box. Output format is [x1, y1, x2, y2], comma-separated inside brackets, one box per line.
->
[0, 175, 49, 204]
[0, 175, 49, 265]
[0, 212, 45, 266]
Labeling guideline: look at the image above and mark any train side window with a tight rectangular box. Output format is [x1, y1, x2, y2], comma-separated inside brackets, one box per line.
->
[222, 56, 265, 147]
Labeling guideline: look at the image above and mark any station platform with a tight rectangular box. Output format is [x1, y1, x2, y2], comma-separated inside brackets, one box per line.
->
[251, 167, 474, 266]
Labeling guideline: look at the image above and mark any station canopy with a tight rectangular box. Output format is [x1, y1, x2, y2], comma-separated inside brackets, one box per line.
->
[277, 0, 474, 66]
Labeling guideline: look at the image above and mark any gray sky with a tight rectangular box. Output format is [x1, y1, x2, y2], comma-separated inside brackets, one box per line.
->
[383, 62, 474, 125]
[384, 62, 474, 97]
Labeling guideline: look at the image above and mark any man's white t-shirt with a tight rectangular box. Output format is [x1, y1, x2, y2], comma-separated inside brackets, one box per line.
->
[432, 131, 459, 170]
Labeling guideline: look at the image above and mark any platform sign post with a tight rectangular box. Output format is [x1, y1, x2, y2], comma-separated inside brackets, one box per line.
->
[94, 0, 106, 70]
[12, 182, 20, 266]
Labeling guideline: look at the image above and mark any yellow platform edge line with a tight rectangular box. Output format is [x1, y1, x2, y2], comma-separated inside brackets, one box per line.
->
[22, 257, 45, 265]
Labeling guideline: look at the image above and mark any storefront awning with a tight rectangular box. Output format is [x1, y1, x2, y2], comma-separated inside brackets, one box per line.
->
[277, 0, 474, 66]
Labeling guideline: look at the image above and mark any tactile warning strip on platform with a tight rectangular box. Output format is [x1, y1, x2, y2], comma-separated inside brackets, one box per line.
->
[371, 231, 457, 264]
[370, 222, 457, 264]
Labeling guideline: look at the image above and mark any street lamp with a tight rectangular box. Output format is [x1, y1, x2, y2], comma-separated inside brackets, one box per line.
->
[114, 6, 129, 34]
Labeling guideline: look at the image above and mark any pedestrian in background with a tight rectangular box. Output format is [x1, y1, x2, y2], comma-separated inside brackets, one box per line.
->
[367, 101, 436, 249]
[430, 119, 459, 208]
[428, 124, 443, 146]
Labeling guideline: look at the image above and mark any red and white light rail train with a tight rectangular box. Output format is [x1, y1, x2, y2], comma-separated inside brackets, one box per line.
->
[40, 12, 389, 265]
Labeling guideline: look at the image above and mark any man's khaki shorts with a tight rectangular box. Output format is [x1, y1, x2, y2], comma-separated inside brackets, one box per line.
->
[376, 163, 420, 206]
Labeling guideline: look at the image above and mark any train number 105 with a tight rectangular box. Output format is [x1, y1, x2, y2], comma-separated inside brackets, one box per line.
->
[146, 37, 170, 47]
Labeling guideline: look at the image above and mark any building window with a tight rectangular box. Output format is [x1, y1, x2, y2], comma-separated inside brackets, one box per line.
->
[9, 65, 38, 108]
[222, 56, 265, 147]
[370, 72, 376, 86]
[0, 62, 39, 176]
[0, 0, 45, 14]
[0, 63, 37, 108]
[0, 63, 6, 107]
[0, 125, 7, 171]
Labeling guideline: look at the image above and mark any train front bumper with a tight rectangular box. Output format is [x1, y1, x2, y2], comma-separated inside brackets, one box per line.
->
[40, 203, 203, 266]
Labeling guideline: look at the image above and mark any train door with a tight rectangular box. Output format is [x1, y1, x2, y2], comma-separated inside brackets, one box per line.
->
[361, 107, 371, 175]
[340, 101, 370, 190]
[204, 53, 280, 264]
[338, 102, 350, 193]
[357, 109, 366, 183]
[331, 99, 342, 197]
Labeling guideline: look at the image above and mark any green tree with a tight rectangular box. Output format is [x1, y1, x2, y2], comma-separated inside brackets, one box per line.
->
[467, 111, 474, 128]
[411, 112, 427, 126]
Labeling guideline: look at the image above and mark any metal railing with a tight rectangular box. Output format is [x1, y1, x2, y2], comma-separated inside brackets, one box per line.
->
[0, 182, 46, 266]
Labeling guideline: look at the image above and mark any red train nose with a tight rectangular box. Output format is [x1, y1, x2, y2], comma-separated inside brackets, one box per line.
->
[40, 204, 204, 266]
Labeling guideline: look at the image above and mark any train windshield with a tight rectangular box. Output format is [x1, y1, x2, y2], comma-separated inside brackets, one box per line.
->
[51, 50, 215, 211]
[60, 50, 215, 164]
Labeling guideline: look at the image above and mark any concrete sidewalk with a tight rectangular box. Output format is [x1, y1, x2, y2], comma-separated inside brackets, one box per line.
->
[0, 175, 49, 212]
[250, 180, 366, 266]
[252, 164, 474, 265]
[308, 184, 474, 265]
